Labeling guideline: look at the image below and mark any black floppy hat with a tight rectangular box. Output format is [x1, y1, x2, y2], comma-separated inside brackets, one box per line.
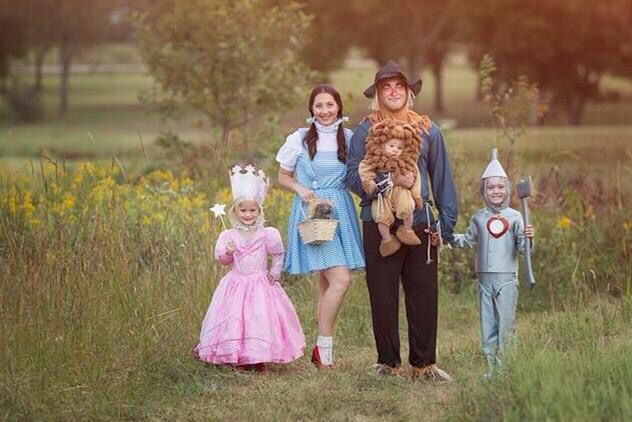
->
[363, 60, 422, 99]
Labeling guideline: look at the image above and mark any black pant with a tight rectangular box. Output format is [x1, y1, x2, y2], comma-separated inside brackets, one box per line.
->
[363, 220, 438, 368]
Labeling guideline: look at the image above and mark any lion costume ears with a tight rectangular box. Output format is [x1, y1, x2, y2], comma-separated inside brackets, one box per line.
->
[369, 119, 421, 146]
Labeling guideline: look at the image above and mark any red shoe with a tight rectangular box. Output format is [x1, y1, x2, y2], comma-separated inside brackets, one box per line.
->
[311, 346, 333, 369]
[235, 364, 252, 371]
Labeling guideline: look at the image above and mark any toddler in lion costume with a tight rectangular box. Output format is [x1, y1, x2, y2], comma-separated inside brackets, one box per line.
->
[359, 119, 423, 257]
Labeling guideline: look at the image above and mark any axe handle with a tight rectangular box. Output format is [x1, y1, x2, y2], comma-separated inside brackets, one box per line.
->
[521, 197, 536, 288]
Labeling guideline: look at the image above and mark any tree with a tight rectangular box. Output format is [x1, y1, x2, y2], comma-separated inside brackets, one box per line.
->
[134, 0, 313, 148]
[461, 0, 632, 125]
[479, 55, 547, 175]
[0, 1, 28, 94]
[296, 0, 354, 76]
[50, 0, 121, 114]
[346, 0, 460, 112]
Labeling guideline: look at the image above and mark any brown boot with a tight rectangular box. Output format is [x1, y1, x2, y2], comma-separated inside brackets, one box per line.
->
[378, 237, 401, 257]
[410, 364, 452, 383]
[395, 226, 421, 245]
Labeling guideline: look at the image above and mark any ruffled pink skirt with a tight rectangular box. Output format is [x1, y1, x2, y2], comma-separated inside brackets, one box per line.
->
[193, 271, 305, 365]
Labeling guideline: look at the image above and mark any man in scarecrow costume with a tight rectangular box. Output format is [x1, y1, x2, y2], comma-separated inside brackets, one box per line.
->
[346, 61, 458, 380]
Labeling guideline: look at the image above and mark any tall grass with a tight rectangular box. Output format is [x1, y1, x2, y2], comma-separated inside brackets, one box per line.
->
[448, 299, 632, 421]
[1, 131, 631, 419]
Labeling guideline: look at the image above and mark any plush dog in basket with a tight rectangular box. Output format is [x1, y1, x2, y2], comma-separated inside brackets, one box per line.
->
[298, 199, 337, 245]
[309, 200, 333, 220]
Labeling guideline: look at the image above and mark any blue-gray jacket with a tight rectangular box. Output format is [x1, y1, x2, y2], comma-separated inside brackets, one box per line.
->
[345, 118, 458, 242]
[452, 206, 529, 273]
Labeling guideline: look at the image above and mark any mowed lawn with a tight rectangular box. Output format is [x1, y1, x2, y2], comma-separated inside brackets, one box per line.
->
[1, 59, 631, 160]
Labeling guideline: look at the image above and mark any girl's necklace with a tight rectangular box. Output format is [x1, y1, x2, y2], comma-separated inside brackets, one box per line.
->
[233, 221, 262, 232]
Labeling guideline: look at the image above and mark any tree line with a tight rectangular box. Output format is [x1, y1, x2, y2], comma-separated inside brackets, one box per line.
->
[1, 0, 631, 125]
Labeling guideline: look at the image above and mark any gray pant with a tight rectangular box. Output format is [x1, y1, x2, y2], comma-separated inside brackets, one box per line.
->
[478, 272, 518, 367]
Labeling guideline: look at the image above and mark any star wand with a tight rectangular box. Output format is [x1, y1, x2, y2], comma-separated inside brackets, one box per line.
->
[209, 203, 242, 272]
[209, 203, 227, 229]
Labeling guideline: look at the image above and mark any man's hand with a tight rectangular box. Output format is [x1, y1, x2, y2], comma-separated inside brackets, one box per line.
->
[424, 228, 441, 246]
[392, 172, 415, 189]
[363, 180, 377, 195]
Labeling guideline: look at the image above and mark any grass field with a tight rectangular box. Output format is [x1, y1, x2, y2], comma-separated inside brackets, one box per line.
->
[1, 53, 631, 420]
[2, 55, 631, 160]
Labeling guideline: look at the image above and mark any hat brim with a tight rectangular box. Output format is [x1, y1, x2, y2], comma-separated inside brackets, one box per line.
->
[363, 78, 422, 98]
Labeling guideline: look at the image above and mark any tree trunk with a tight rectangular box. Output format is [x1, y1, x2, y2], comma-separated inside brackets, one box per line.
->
[566, 97, 586, 126]
[59, 46, 72, 115]
[0, 57, 8, 95]
[34, 48, 47, 93]
[406, 52, 423, 90]
[218, 125, 231, 165]
[221, 126, 231, 145]
[474, 72, 483, 101]
[431, 61, 444, 113]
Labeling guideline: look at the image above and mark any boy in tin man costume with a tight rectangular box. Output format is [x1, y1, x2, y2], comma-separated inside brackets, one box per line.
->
[448, 149, 534, 372]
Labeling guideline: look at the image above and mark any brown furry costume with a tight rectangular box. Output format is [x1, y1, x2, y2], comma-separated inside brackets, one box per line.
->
[359, 119, 423, 226]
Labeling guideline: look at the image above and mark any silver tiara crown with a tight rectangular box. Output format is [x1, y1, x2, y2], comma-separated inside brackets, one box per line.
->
[229, 164, 268, 204]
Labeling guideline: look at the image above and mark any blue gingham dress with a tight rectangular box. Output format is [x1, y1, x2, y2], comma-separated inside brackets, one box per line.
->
[282, 129, 365, 275]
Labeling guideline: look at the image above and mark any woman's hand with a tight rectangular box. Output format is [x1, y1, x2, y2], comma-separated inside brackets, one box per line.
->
[392, 172, 415, 189]
[225, 241, 235, 255]
[278, 167, 314, 202]
[296, 186, 315, 202]
[524, 224, 534, 239]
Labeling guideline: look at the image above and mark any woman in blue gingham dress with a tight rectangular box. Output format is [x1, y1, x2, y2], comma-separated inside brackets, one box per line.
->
[277, 85, 364, 368]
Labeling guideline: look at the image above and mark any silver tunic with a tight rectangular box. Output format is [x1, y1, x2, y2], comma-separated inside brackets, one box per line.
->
[452, 206, 530, 273]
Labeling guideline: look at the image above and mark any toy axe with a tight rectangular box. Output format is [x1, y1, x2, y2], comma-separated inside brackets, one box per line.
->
[516, 176, 536, 288]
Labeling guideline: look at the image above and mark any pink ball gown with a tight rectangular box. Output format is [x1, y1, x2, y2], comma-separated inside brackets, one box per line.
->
[194, 226, 305, 365]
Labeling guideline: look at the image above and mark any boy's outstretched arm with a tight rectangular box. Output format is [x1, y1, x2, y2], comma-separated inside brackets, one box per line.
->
[451, 217, 478, 248]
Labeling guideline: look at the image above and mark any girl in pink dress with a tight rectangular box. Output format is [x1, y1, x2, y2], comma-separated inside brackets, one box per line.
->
[193, 165, 305, 371]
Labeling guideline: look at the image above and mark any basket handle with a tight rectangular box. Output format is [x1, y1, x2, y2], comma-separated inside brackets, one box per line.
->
[299, 201, 310, 222]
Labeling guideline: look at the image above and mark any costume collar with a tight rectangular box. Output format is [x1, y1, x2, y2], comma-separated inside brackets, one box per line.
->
[232, 221, 264, 232]
[369, 109, 431, 135]
[309, 117, 348, 134]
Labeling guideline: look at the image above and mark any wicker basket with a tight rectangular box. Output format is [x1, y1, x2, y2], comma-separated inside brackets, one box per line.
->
[298, 218, 338, 245]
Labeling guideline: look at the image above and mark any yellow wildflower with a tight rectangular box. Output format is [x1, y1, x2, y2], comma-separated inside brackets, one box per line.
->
[21, 191, 36, 217]
[8, 187, 17, 216]
[556, 216, 572, 229]
[214, 187, 232, 205]
[62, 193, 75, 210]
[144, 169, 174, 184]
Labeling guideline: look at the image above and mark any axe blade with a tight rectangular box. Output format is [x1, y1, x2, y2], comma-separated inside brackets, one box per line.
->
[516, 176, 533, 199]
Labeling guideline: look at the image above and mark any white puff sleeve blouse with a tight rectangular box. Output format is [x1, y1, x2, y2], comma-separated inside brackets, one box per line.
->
[275, 130, 304, 172]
